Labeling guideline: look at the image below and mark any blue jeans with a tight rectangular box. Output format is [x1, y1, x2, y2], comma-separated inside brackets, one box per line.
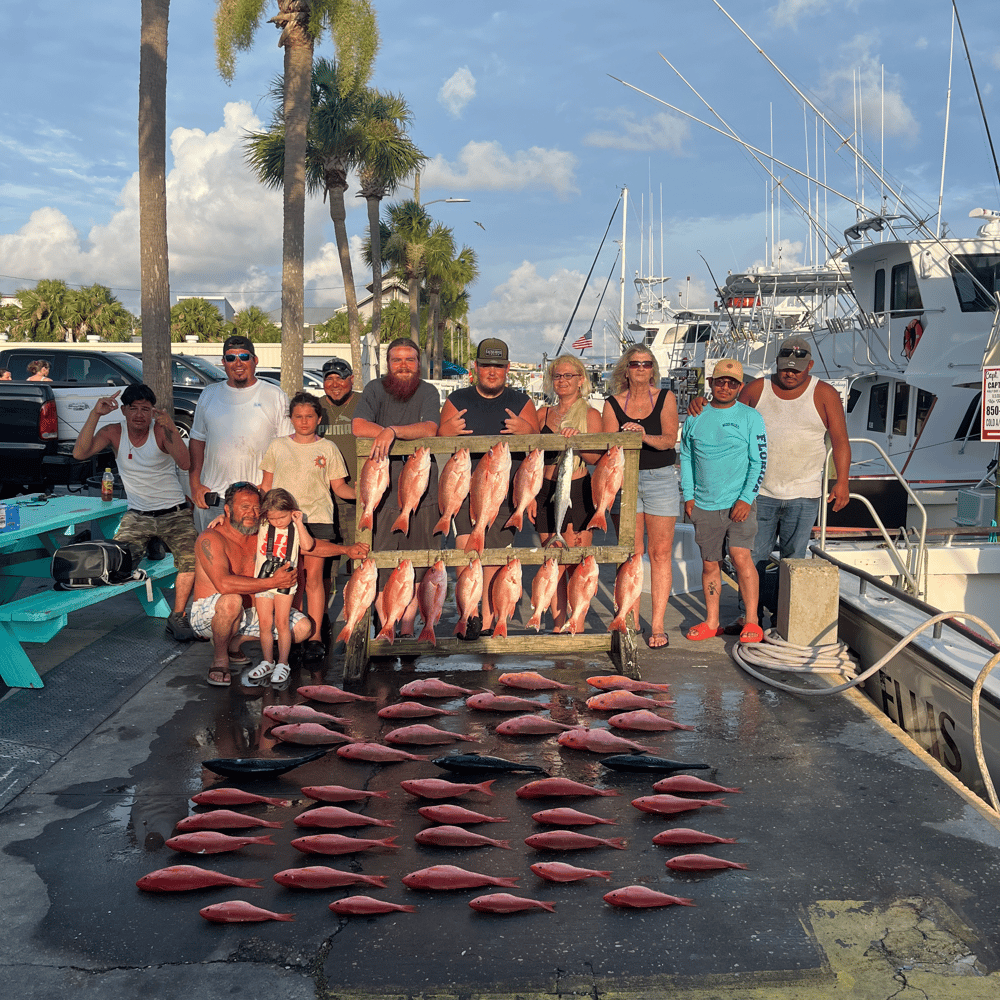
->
[750, 495, 821, 614]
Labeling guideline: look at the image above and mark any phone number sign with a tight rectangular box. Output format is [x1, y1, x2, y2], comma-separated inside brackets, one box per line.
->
[983, 367, 1000, 441]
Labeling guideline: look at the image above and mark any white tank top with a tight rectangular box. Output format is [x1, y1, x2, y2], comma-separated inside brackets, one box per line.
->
[757, 377, 828, 500]
[117, 426, 186, 511]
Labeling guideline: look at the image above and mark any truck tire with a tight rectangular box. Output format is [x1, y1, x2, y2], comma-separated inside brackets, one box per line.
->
[173, 413, 192, 443]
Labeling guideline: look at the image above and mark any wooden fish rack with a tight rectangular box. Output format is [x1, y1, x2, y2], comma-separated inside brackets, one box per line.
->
[343, 432, 643, 682]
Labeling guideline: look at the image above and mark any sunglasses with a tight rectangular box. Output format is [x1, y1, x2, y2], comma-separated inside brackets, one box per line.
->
[778, 348, 810, 359]
[224, 352, 252, 363]
[552, 372, 580, 381]
[628, 360, 654, 369]
[712, 377, 742, 389]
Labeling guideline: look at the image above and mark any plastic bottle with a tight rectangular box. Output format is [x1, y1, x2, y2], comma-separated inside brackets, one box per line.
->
[101, 467, 115, 502]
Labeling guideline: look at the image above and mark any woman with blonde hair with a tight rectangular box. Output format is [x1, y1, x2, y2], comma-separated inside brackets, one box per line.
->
[533, 354, 603, 629]
[602, 344, 679, 647]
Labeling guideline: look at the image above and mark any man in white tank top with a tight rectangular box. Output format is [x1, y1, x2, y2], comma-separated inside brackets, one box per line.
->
[735, 335, 851, 625]
[73, 384, 199, 641]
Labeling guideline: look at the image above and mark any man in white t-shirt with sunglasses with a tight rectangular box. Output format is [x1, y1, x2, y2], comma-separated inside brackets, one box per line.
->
[188, 335, 293, 534]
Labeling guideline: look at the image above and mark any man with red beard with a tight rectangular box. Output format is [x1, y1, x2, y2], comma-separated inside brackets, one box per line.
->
[352, 338, 441, 635]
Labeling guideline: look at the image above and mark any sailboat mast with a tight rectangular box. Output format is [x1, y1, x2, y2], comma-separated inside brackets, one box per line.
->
[938, 8, 956, 238]
[620, 185, 628, 342]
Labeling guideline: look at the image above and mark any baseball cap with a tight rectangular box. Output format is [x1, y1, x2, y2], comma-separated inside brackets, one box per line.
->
[776, 335, 812, 371]
[222, 334, 256, 357]
[476, 338, 509, 363]
[322, 358, 353, 379]
[711, 358, 744, 383]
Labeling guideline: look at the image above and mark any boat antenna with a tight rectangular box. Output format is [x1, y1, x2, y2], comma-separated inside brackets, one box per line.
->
[582, 249, 622, 355]
[697, 251, 739, 338]
[555, 193, 621, 356]
[951, 0, 1000, 191]
[937, 8, 956, 237]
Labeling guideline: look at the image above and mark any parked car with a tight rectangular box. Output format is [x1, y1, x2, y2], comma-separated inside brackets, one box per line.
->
[254, 367, 326, 391]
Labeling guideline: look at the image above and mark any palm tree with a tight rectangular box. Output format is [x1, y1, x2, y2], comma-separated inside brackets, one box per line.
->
[170, 298, 226, 342]
[231, 304, 282, 342]
[214, 0, 378, 395]
[421, 223, 457, 379]
[66, 285, 135, 342]
[139, 0, 172, 413]
[430, 244, 479, 377]
[356, 89, 424, 372]
[13, 280, 72, 341]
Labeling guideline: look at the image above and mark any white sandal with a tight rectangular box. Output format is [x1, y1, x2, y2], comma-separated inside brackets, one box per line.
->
[270, 662, 291, 691]
[244, 660, 273, 687]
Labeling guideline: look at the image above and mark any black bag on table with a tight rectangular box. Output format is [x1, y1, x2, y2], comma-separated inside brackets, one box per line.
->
[51, 541, 142, 590]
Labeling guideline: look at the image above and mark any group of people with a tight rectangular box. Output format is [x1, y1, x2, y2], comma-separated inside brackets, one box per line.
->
[70, 326, 850, 687]
[0, 360, 50, 381]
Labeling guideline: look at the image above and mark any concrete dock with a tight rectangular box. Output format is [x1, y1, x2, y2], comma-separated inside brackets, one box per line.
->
[3, 558, 1000, 1000]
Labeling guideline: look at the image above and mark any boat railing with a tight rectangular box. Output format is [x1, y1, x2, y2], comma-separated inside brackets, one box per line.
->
[819, 437, 928, 597]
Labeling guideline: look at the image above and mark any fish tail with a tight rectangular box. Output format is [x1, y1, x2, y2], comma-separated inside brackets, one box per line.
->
[418, 624, 437, 645]
[477, 779, 497, 797]
[275, 912, 296, 921]
[335, 622, 352, 644]
[398, 904, 418, 912]
[370, 791, 390, 799]
[526, 612, 541, 631]
[382, 836, 400, 849]
[255, 836, 276, 846]
[538, 901, 556, 912]
[608, 615, 627, 633]
[543, 533, 566, 549]
[236, 878, 265, 888]
[464, 525, 485, 554]
[503, 509, 522, 531]
[494, 876, 520, 887]
[433, 513, 451, 536]
[359, 509, 374, 531]
[676, 897, 696, 906]
[586, 511, 607, 532]
[454, 619, 468, 637]
[608, 838, 628, 849]
[391, 510, 410, 534]
[496, 840, 513, 850]
[707, 798, 727, 808]
[493, 619, 508, 638]
[367, 875, 390, 886]
[375, 623, 396, 643]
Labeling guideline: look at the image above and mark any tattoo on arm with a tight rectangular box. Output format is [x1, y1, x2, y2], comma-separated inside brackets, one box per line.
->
[199, 539, 214, 564]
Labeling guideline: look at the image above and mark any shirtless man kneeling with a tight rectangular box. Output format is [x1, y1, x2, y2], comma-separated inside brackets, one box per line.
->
[190, 481, 311, 686]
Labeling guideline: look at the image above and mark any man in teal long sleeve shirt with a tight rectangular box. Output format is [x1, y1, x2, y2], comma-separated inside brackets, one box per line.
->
[679, 358, 767, 643]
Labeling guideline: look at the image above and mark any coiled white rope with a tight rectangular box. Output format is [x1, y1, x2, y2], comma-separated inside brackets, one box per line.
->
[729, 612, 1000, 815]
[731, 630, 857, 673]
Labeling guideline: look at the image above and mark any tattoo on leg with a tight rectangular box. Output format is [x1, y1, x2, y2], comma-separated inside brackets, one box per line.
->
[707, 582, 718, 596]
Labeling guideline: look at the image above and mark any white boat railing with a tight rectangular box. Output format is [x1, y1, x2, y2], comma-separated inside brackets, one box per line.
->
[818, 437, 929, 598]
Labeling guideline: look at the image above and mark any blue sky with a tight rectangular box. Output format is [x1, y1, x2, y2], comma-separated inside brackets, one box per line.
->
[2, 0, 1000, 361]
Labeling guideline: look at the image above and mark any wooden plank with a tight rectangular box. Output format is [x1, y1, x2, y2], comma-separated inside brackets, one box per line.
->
[365, 546, 634, 570]
[368, 633, 614, 658]
[354, 432, 643, 458]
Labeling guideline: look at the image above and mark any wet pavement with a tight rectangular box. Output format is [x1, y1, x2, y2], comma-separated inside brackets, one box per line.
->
[3, 562, 1000, 999]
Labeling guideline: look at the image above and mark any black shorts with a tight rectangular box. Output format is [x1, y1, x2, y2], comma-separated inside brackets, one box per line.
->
[533, 474, 596, 534]
[453, 495, 516, 549]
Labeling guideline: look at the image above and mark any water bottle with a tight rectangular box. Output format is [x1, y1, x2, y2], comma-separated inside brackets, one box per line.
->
[101, 467, 115, 502]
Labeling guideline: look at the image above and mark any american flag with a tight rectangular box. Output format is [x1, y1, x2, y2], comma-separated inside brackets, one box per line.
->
[572, 334, 593, 351]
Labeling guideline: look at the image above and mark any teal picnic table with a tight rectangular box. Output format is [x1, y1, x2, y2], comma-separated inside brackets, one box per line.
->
[0, 494, 177, 689]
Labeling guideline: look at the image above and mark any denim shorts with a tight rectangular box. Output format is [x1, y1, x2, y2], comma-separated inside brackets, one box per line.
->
[636, 465, 680, 518]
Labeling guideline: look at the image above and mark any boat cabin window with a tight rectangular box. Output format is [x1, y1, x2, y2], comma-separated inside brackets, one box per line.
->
[867, 381, 889, 432]
[915, 389, 935, 436]
[874, 268, 885, 313]
[684, 324, 712, 344]
[847, 386, 862, 413]
[892, 382, 910, 435]
[890, 262, 923, 317]
[949, 254, 1000, 312]
[644, 328, 656, 346]
[956, 393, 982, 441]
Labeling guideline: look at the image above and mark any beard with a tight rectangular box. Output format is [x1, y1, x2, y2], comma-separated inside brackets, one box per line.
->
[229, 510, 259, 536]
[382, 372, 420, 401]
[476, 380, 505, 399]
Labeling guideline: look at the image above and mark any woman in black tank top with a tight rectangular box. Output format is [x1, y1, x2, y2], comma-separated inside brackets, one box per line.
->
[601, 346, 680, 649]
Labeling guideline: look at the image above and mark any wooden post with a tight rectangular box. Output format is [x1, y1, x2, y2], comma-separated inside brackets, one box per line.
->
[342, 432, 644, 682]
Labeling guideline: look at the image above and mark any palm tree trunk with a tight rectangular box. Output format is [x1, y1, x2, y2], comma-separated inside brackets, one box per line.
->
[138, 0, 172, 413]
[407, 276, 424, 376]
[328, 179, 362, 378]
[275, 5, 312, 397]
[366, 194, 383, 378]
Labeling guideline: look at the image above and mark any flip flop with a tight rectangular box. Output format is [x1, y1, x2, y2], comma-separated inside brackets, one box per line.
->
[686, 622, 725, 641]
[645, 632, 669, 649]
[739, 623, 765, 644]
[207, 667, 231, 687]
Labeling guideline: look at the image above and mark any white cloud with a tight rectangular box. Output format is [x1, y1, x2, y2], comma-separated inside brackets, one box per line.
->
[0, 101, 355, 314]
[469, 261, 600, 358]
[422, 140, 579, 199]
[584, 110, 690, 152]
[769, 0, 860, 28]
[438, 67, 477, 117]
[813, 33, 918, 143]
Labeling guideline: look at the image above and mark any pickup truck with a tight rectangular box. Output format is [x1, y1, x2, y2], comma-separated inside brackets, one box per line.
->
[0, 347, 224, 496]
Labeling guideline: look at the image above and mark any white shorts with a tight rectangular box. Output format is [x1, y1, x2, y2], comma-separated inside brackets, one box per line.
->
[189, 593, 309, 640]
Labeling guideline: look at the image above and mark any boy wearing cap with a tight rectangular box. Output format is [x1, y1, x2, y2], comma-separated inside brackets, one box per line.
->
[732, 335, 851, 628]
[679, 358, 768, 643]
[319, 357, 361, 547]
[439, 338, 540, 635]
[188, 335, 293, 534]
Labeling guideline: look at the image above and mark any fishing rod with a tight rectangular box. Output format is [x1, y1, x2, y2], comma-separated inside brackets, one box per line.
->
[555, 194, 622, 356]
[952, 0, 1000, 191]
